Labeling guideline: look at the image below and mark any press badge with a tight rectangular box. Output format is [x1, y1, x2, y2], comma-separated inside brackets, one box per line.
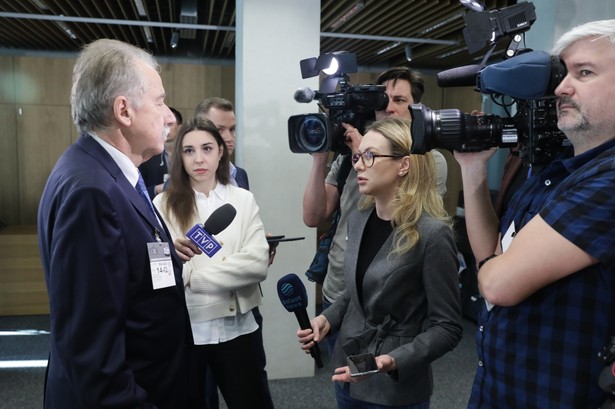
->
[485, 221, 517, 312]
[147, 242, 176, 290]
[501, 221, 516, 253]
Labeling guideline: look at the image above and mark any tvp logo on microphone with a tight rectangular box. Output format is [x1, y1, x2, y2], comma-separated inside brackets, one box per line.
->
[186, 224, 222, 257]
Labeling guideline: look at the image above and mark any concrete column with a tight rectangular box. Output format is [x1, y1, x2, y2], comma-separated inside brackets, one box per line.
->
[236, 0, 321, 379]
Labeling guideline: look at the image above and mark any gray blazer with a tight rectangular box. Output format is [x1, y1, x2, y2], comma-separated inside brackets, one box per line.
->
[322, 207, 463, 406]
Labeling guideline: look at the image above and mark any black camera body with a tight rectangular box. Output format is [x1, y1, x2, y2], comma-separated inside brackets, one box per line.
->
[288, 82, 388, 154]
[411, 96, 569, 165]
[410, 50, 569, 165]
[409, 1, 571, 165]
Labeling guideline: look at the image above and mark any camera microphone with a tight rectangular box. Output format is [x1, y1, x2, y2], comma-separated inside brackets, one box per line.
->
[186, 203, 236, 257]
[293, 87, 318, 103]
[277, 273, 324, 368]
[436, 64, 482, 88]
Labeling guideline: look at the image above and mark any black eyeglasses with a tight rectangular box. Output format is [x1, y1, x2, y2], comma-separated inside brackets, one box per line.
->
[351, 151, 404, 168]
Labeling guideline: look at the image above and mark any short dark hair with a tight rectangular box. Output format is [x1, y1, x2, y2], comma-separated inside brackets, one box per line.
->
[169, 107, 183, 124]
[194, 97, 234, 118]
[376, 67, 425, 103]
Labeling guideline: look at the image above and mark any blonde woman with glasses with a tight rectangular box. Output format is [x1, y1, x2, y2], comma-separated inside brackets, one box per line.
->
[298, 117, 462, 409]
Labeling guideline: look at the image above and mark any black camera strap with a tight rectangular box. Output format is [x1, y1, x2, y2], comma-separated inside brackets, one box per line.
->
[336, 153, 353, 196]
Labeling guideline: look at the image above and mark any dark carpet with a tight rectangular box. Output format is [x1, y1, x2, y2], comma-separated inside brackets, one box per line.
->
[0, 315, 477, 409]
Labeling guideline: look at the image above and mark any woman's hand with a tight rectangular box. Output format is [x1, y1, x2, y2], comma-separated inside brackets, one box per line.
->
[173, 237, 202, 262]
[331, 354, 397, 383]
[297, 315, 330, 353]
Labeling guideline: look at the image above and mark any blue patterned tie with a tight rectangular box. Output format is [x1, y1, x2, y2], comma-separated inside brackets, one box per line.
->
[136, 173, 159, 224]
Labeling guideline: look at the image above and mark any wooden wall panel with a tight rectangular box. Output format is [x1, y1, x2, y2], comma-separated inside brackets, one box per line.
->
[17, 105, 73, 224]
[0, 105, 19, 225]
[13, 57, 73, 106]
[443, 85, 482, 113]
[0, 56, 15, 104]
[220, 65, 235, 104]
[169, 63, 223, 111]
[421, 74, 443, 108]
[0, 225, 49, 315]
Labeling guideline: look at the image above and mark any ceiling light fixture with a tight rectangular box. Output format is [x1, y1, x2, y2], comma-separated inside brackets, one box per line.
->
[375, 41, 400, 56]
[31, 0, 49, 10]
[404, 45, 413, 62]
[55, 15, 78, 40]
[459, 0, 485, 12]
[133, 0, 147, 17]
[143, 26, 154, 43]
[330, 0, 365, 30]
[170, 31, 179, 49]
[418, 12, 465, 36]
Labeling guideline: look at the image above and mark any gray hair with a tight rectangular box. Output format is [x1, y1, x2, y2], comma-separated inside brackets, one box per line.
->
[552, 19, 615, 56]
[71, 38, 160, 134]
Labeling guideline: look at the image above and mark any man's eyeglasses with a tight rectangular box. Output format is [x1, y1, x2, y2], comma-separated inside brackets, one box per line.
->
[351, 151, 404, 168]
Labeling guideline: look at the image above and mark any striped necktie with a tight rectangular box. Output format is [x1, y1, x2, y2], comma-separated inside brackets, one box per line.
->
[136, 173, 159, 225]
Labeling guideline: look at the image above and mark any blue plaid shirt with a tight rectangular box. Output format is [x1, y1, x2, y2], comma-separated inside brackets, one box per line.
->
[468, 138, 615, 408]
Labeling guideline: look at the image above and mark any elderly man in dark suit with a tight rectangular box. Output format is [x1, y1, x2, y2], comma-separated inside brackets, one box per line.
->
[38, 39, 192, 409]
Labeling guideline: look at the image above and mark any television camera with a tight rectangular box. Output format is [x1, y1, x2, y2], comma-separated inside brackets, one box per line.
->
[410, 1, 570, 165]
[288, 51, 388, 154]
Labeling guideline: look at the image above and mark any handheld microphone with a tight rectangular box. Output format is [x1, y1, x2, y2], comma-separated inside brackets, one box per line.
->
[277, 273, 324, 368]
[186, 203, 237, 257]
[293, 87, 318, 103]
[436, 64, 482, 88]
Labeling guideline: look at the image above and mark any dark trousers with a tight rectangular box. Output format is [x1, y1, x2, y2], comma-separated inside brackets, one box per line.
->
[191, 308, 274, 409]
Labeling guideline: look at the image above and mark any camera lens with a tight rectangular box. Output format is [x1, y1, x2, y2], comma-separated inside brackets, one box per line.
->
[410, 104, 518, 153]
[288, 113, 333, 153]
[297, 116, 328, 152]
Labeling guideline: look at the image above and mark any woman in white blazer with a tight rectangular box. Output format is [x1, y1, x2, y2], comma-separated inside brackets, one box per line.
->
[154, 116, 273, 409]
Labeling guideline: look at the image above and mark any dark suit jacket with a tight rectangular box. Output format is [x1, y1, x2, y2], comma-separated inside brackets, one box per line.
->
[138, 152, 167, 199]
[234, 165, 250, 190]
[322, 208, 463, 406]
[38, 134, 192, 409]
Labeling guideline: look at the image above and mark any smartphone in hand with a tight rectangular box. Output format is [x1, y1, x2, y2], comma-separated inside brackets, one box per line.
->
[347, 353, 379, 377]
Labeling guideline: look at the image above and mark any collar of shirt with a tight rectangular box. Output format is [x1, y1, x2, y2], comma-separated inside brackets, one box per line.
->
[89, 132, 139, 186]
[193, 181, 228, 219]
[560, 137, 615, 174]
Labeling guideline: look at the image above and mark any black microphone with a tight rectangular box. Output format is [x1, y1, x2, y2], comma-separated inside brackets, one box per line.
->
[203, 203, 237, 235]
[436, 64, 482, 88]
[277, 273, 324, 368]
[293, 87, 318, 103]
[186, 203, 237, 257]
